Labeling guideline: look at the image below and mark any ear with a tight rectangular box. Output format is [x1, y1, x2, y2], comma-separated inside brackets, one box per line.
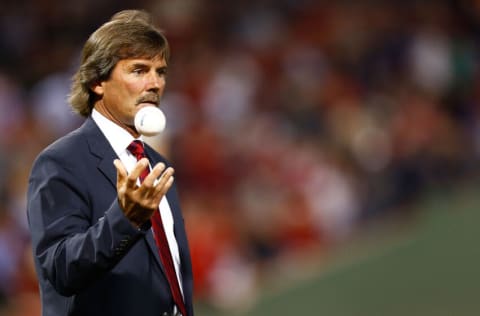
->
[91, 81, 104, 96]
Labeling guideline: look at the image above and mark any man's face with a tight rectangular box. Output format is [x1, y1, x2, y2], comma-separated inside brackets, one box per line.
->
[92, 55, 167, 136]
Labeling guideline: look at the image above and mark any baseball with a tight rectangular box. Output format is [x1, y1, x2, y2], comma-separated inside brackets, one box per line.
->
[134, 106, 166, 136]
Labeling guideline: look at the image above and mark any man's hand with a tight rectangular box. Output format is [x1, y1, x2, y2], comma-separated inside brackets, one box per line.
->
[113, 158, 174, 228]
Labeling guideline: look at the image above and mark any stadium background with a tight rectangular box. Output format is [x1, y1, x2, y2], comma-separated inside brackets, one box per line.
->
[0, 0, 479, 315]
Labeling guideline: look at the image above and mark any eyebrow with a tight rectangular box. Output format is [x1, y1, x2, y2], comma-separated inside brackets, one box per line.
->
[127, 62, 168, 70]
[129, 62, 150, 69]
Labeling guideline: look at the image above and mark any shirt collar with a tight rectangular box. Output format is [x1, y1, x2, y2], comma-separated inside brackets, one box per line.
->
[91, 109, 143, 156]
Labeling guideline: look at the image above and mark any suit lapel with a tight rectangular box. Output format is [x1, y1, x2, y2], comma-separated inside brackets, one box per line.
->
[83, 117, 117, 188]
[166, 184, 193, 303]
[145, 231, 164, 271]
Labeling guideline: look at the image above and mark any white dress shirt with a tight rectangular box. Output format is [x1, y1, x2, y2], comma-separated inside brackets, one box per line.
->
[92, 109, 184, 297]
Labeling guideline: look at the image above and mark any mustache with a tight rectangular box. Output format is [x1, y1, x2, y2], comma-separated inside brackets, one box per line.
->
[136, 93, 160, 106]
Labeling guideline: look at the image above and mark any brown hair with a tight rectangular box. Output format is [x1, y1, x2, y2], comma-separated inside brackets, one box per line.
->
[69, 10, 170, 117]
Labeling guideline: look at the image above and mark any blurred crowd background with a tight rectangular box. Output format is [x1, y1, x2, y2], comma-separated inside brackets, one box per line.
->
[1, 0, 480, 315]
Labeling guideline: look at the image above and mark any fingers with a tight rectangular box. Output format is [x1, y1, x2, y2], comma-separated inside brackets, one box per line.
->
[159, 173, 175, 196]
[142, 163, 175, 199]
[126, 158, 150, 188]
[114, 158, 174, 201]
[114, 158, 175, 226]
[114, 159, 127, 185]
[152, 165, 175, 195]
[142, 162, 168, 186]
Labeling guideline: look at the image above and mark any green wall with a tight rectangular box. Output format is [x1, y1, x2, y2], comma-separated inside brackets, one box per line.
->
[197, 183, 480, 316]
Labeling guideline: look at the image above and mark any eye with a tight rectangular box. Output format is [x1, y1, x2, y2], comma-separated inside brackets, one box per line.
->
[157, 67, 168, 77]
[132, 68, 146, 75]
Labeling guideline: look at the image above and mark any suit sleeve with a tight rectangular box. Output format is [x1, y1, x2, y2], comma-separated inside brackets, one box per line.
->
[27, 152, 145, 296]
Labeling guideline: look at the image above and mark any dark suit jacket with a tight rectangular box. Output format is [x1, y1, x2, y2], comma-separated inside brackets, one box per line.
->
[27, 117, 194, 316]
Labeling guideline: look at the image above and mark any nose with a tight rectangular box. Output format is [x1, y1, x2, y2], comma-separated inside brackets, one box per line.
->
[146, 72, 164, 92]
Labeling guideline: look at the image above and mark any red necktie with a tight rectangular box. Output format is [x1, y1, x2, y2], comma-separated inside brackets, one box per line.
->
[127, 140, 187, 316]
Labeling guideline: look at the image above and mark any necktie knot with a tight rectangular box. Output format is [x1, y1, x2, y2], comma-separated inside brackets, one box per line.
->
[127, 140, 146, 161]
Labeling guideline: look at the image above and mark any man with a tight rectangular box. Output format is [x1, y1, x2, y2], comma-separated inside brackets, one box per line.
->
[26, 10, 194, 316]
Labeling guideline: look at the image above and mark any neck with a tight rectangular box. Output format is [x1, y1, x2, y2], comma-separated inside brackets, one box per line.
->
[93, 102, 140, 138]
